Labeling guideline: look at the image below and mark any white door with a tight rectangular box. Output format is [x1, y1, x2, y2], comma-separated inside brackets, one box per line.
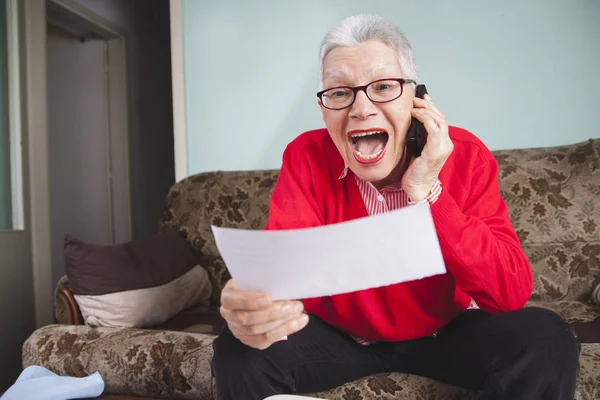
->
[0, 0, 36, 390]
[44, 0, 132, 286]
[46, 24, 113, 285]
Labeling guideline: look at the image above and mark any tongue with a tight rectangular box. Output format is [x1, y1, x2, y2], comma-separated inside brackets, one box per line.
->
[355, 135, 386, 155]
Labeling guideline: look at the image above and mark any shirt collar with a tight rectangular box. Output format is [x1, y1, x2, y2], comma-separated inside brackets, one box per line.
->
[338, 163, 403, 192]
[338, 163, 349, 180]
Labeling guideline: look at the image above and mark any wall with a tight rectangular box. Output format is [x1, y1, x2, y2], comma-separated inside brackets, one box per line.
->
[73, 0, 175, 238]
[180, 0, 600, 175]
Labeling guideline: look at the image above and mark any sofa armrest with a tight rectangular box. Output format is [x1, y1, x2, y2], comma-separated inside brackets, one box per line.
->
[55, 276, 84, 325]
[22, 324, 216, 400]
[592, 283, 600, 306]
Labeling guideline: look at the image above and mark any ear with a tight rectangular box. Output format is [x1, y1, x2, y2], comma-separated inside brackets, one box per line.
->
[317, 98, 327, 119]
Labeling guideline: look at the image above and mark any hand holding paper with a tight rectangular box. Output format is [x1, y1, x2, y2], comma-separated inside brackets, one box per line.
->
[219, 279, 308, 350]
[211, 203, 446, 301]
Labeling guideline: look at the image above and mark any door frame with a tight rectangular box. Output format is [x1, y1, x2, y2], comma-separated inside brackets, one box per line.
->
[169, 0, 188, 182]
[23, 0, 132, 326]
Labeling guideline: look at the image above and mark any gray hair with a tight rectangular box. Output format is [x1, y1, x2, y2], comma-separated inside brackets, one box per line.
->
[319, 14, 418, 88]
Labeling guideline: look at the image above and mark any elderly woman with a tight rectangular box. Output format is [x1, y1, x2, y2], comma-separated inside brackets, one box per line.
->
[212, 14, 580, 400]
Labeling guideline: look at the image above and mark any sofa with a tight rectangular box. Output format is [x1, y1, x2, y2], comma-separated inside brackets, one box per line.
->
[23, 137, 600, 400]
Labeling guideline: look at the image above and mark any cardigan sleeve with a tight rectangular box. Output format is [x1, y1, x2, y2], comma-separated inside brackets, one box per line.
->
[431, 154, 533, 313]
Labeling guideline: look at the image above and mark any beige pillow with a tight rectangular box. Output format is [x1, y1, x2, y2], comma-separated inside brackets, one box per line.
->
[74, 265, 212, 328]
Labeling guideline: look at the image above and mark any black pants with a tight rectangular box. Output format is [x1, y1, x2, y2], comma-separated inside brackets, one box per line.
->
[212, 307, 581, 400]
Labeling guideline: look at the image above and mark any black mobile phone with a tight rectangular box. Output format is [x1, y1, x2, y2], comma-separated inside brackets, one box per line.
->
[406, 84, 428, 157]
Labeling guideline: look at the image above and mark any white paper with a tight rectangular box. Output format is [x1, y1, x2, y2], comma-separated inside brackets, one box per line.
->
[211, 203, 446, 301]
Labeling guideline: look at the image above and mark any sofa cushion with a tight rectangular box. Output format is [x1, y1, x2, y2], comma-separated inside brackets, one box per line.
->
[492, 139, 600, 300]
[526, 299, 600, 323]
[21, 323, 600, 400]
[494, 138, 599, 246]
[152, 303, 225, 334]
[523, 242, 600, 303]
[22, 325, 216, 399]
[312, 372, 479, 399]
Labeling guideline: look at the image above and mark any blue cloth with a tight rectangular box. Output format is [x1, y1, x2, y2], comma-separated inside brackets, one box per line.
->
[1, 366, 104, 400]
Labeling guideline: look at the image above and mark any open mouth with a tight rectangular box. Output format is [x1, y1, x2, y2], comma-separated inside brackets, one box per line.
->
[348, 129, 389, 165]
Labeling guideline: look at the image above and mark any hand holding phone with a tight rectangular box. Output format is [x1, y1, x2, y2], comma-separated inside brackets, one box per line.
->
[401, 85, 453, 202]
[406, 84, 428, 157]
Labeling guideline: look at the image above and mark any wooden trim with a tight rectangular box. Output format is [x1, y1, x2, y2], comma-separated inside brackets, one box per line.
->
[46, 0, 125, 38]
[56, 286, 83, 325]
[6, 0, 24, 230]
[105, 37, 133, 244]
[23, 0, 54, 327]
[170, 0, 188, 181]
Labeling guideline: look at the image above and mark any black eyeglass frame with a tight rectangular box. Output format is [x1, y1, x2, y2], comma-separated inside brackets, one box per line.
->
[316, 78, 417, 110]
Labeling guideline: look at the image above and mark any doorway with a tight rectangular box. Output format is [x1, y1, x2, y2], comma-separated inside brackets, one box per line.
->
[46, 0, 132, 285]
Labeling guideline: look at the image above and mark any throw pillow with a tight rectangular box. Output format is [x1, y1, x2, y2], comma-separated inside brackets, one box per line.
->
[64, 229, 212, 327]
[74, 266, 212, 328]
[64, 229, 199, 295]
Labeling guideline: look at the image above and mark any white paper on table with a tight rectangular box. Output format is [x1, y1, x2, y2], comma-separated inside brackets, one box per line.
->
[211, 203, 446, 301]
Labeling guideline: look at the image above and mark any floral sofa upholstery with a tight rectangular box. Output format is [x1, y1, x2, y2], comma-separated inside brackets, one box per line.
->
[23, 138, 600, 400]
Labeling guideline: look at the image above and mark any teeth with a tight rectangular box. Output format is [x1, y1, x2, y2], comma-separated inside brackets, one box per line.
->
[350, 130, 386, 138]
[356, 147, 384, 159]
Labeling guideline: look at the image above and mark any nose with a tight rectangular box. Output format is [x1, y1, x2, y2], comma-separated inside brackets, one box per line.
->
[349, 89, 378, 120]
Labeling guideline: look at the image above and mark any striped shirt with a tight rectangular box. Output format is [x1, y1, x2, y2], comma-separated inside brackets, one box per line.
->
[338, 164, 443, 210]
[338, 165, 443, 345]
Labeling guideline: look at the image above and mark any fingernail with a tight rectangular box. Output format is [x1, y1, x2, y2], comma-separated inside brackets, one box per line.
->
[299, 314, 309, 325]
[276, 336, 288, 342]
[294, 302, 304, 313]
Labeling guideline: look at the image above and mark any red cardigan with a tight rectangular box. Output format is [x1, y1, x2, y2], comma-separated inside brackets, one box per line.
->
[264, 127, 533, 342]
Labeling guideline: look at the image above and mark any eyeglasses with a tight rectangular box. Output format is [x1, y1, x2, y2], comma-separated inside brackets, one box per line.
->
[316, 78, 416, 110]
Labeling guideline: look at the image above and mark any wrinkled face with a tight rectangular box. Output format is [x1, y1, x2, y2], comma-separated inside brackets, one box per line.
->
[319, 41, 414, 188]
